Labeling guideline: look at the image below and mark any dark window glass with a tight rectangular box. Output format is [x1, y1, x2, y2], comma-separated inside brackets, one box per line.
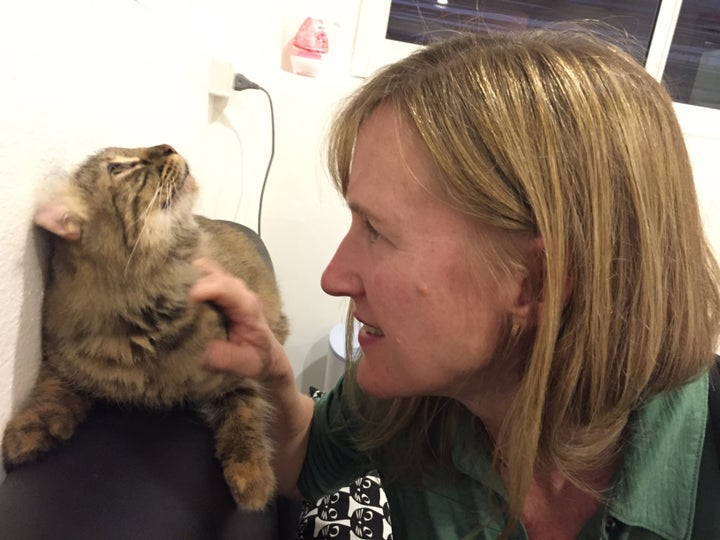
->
[386, 0, 661, 63]
[663, 1, 720, 109]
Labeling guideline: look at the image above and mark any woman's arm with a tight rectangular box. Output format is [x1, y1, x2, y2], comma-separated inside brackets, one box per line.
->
[189, 258, 314, 498]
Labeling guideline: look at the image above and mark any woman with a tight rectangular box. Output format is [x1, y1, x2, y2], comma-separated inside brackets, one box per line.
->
[191, 28, 720, 539]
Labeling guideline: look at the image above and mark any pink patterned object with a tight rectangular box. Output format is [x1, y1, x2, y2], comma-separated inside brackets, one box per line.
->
[293, 17, 329, 54]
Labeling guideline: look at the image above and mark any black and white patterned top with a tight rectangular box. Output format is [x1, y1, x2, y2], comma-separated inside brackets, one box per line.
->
[297, 389, 393, 540]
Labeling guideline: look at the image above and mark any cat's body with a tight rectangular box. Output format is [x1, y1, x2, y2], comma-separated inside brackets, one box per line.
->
[2, 144, 287, 510]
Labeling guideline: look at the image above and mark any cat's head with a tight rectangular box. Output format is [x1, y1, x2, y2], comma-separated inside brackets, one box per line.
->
[35, 144, 198, 254]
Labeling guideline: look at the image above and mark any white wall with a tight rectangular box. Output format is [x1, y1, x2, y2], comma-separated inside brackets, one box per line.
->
[1, 0, 719, 486]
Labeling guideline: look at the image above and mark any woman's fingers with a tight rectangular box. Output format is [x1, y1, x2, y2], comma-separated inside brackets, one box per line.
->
[202, 339, 268, 379]
[190, 258, 262, 325]
[190, 257, 285, 380]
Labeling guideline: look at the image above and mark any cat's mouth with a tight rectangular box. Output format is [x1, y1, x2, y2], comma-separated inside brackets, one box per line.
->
[160, 155, 197, 209]
[160, 173, 196, 210]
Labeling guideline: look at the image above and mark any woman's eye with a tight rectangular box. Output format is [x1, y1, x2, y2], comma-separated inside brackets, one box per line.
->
[363, 217, 381, 242]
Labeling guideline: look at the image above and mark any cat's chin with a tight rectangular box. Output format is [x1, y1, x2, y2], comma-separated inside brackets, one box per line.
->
[161, 174, 198, 211]
[176, 173, 199, 201]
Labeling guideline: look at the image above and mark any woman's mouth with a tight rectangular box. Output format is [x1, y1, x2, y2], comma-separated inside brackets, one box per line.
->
[362, 324, 384, 337]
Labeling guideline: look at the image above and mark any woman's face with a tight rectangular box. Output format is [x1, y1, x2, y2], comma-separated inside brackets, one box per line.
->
[321, 104, 526, 402]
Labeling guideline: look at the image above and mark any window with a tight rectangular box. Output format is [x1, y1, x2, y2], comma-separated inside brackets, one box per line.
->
[663, 1, 720, 109]
[352, 0, 720, 112]
[386, 0, 659, 64]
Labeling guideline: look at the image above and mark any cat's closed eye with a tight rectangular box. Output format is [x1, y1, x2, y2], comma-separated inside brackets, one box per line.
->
[107, 161, 140, 175]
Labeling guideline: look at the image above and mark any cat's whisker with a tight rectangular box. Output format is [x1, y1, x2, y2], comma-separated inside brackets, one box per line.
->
[125, 187, 162, 275]
[164, 184, 173, 210]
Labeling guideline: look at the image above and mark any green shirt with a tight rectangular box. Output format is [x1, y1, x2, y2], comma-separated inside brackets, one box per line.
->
[298, 373, 720, 539]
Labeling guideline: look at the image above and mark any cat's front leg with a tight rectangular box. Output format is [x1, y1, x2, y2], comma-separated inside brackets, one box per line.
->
[200, 387, 276, 510]
[2, 364, 92, 469]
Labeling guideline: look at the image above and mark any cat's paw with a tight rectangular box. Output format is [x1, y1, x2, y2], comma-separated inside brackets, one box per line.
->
[223, 458, 276, 510]
[2, 405, 78, 469]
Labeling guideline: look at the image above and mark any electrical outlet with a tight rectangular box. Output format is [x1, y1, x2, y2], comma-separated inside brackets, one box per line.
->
[208, 59, 234, 97]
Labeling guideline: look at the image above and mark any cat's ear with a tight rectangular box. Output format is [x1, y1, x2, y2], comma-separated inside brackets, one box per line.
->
[34, 186, 88, 242]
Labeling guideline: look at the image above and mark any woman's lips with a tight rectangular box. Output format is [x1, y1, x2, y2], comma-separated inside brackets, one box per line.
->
[357, 322, 384, 348]
[363, 324, 384, 336]
[354, 315, 384, 337]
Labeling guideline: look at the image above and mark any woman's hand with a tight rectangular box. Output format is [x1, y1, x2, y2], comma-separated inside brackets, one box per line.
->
[189, 257, 291, 384]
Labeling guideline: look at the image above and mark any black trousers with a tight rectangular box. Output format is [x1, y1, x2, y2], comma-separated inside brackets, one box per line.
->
[0, 402, 302, 540]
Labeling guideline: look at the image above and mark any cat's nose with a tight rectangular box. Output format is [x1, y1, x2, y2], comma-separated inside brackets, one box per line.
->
[148, 144, 176, 159]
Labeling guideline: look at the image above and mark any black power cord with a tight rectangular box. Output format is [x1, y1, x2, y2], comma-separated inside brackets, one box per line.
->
[232, 73, 275, 238]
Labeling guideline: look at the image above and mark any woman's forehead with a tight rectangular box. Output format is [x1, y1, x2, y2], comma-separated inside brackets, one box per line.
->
[351, 104, 441, 190]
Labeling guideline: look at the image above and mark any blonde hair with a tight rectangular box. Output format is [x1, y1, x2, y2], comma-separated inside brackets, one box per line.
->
[327, 27, 720, 531]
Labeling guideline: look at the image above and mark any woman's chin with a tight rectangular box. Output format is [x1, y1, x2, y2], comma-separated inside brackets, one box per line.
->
[356, 362, 411, 399]
[356, 364, 392, 397]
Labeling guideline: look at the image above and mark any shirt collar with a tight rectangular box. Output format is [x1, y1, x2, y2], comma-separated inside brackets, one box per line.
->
[451, 411, 505, 494]
[607, 372, 708, 540]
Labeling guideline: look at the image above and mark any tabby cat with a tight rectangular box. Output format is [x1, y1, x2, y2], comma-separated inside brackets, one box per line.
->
[1, 144, 288, 510]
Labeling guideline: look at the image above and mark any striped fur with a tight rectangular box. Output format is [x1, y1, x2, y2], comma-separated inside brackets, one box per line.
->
[2, 145, 288, 509]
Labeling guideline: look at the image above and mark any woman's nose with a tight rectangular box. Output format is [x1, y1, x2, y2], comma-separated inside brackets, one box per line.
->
[321, 236, 362, 298]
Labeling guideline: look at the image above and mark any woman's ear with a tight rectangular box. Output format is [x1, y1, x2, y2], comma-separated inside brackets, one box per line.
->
[512, 237, 573, 330]
[511, 237, 547, 329]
